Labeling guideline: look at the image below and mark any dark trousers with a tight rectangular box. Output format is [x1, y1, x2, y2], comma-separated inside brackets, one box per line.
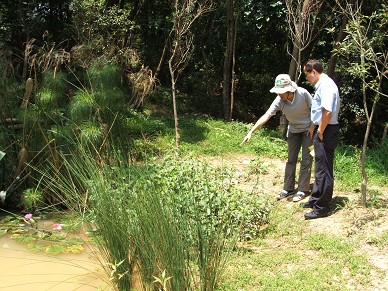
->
[309, 124, 339, 214]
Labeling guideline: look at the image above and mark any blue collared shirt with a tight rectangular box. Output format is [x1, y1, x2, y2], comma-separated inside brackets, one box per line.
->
[311, 74, 340, 125]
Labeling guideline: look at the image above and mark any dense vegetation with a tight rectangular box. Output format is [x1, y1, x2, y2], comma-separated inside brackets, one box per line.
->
[0, 1, 386, 289]
[0, 117, 386, 290]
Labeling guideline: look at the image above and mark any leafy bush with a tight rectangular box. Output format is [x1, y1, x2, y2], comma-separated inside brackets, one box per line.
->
[21, 188, 45, 212]
[149, 155, 271, 241]
[41, 148, 270, 290]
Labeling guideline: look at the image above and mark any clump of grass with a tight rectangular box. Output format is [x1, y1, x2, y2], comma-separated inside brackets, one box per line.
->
[40, 145, 268, 290]
[21, 188, 46, 213]
[305, 233, 371, 279]
[365, 189, 387, 209]
[366, 231, 388, 249]
[334, 145, 362, 191]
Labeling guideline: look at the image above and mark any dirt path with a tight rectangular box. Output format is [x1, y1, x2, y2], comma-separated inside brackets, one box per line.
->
[207, 153, 388, 290]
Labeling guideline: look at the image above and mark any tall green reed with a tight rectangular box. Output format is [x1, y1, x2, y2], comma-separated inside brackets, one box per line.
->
[39, 147, 249, 290]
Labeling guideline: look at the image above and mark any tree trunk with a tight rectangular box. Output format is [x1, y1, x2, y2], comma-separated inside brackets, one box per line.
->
[281, 0, 311, 139]
[222, 0, 235, 121]
[169, 58, 180, 147]
[383, 123, 388, 141]
[327, 0, 355, 78]
[360, 121, 370, 206]
[230, 0, 239, 120]
[288, 44, 299, 81]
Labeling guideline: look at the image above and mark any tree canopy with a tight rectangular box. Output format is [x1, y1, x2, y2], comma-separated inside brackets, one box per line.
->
[0, 0, 386, 207]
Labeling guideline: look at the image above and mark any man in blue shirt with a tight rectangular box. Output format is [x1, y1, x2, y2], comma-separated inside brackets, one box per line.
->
[303, 60, 341, 219]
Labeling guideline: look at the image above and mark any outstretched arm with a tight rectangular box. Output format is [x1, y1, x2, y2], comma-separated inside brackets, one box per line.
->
[242, 112, 272, 143]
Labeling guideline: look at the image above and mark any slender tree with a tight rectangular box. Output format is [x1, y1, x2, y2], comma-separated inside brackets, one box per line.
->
[327, 0, 356, 78]
[280, 0, 326, 138]
[336, 0, 387, 205]
[222, 0, 238, 121]
[285, 0, 325, 80]
[168, 0, 213, 146]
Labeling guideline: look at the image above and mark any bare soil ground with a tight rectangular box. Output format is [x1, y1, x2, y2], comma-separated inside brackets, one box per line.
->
[205, 153, 388, 291]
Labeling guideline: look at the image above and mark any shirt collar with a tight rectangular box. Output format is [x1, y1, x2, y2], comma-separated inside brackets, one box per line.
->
[314, 73, 327, 90]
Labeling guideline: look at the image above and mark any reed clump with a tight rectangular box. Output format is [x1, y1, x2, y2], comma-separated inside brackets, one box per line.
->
[41, 148, 268, 290]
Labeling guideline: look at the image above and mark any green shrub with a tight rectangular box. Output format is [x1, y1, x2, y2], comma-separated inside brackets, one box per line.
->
[21, 188, 45, 212]
[41, 148, 270, 290]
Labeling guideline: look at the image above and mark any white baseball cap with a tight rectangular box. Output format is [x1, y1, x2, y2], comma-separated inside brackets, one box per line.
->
[270, 74, 298, 94]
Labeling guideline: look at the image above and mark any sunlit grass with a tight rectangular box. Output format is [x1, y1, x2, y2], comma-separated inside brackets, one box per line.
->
[217, 205, 373, 291]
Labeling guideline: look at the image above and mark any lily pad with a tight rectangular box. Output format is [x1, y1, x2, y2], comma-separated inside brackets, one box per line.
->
[45, 245, 65, 255]
[34, 230, 52, 239]
[12, 234, 37, 244]
[63, 237, 84, 246]
[46, 232, 67, 241]
[28, 244, 46, 252]
[0, 216, 16, 223]
[65, 244, 85, 254]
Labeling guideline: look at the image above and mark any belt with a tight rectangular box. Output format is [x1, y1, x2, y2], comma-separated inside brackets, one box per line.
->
[315, 124, 339, 128]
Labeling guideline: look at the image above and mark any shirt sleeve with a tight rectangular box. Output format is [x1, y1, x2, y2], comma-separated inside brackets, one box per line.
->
[266, 96, 282, 116]
[304, 90, 312, 109]
[320, 86, 336, 112]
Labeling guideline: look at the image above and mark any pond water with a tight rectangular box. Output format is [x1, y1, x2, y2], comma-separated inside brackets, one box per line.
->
[0, 235, 109, 290]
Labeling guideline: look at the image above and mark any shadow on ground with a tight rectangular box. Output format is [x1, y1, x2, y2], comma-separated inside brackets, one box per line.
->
[330, 196, 350, 215]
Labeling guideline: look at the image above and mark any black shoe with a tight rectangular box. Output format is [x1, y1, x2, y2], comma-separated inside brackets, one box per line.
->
[300, 202, 313, 209]
[304, 211, 329, 220]
[276, 190, 294, 201]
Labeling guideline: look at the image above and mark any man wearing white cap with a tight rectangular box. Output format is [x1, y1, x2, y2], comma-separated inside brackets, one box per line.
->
[242, 74, 313, 202]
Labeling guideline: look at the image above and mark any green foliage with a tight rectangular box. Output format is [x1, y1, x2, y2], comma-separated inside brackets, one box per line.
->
[78, 121, 104, 146]
[334, 145, 362, 190]
[21, 188, 45, 212]
[70, 91, 95, 122]
[70, 0, 140, 69]
[365, 189, 387, 209]
[306, 233, 370, 277]
[335, 3, 388, 146]
[36, 88, 56, 108]
[40, 145, 270, 290]
[89, 63, 123, 94]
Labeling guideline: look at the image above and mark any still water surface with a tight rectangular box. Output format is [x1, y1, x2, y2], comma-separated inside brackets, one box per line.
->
[0, 236, 109, 290]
